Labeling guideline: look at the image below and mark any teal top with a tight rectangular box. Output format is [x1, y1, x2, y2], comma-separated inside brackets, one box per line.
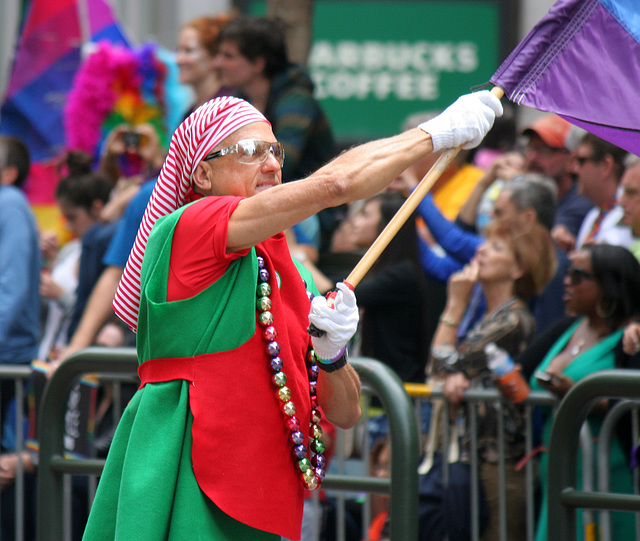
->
[529, 319, 634, 541]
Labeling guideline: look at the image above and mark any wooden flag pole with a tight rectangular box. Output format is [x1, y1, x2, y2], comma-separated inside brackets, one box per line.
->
[345, 86, 504, 288]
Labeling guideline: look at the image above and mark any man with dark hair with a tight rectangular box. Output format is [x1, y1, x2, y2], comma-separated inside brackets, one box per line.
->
[215, 16, 339, 251]
[572, 133, 633, 249]
[0, 136, 31, 188]
[0, 136, 41, 444]
[215, 16, 335, 184]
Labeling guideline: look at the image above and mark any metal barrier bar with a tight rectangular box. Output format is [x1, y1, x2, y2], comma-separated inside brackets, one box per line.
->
[496, 399, 507, 541]
[0, 364, 36, 541]
[596, 399, 640, 541]
[633, 408, 640, 537]
[547, 369, 640, 540]
[469, 401, 481, 540]
[37, 350, 419, 541]
[524, 403, 535, 541]
[579, 423, 596, 540]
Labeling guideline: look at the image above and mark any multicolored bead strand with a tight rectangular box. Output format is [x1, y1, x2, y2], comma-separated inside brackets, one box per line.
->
[256, 255, 325, 490]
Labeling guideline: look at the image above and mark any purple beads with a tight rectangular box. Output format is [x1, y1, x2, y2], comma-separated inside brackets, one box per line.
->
[267, 341, 281, 357]
[308, 364, 319, 381]
[270, 356, 283, 371]
[311, 454, 326, 468]
[254, 254, 325, 491]
[292, 444, 307, 459]
[259, 268, 270, 283]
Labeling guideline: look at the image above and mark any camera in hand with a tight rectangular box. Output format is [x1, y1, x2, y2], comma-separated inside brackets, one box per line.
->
[534, 370, 553, 384]
[122, 131, 141, 148]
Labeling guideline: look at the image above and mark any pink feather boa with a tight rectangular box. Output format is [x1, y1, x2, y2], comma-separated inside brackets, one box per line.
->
[64, 41, 166, 157]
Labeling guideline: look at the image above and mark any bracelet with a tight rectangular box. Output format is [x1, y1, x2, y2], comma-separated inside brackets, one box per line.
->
[315, 347, 348, 373]
[439, 315, 460, 328]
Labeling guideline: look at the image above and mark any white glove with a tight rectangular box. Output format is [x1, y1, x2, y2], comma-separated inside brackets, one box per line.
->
[308, 282, 359, 361]
[418, 90, 503, 152]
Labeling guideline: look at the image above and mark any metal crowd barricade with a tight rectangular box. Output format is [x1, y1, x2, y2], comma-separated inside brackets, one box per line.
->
[405, 380, 640, 541]
[33, 349, 640, 541]
[36, 350, 419, 541]
[547, 369, 640, 540]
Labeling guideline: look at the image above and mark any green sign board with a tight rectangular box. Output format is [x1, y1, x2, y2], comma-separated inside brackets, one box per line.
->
[251, 1, 500, 142]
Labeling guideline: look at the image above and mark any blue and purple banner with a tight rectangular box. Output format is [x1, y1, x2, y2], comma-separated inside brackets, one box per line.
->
[0, 0, 128, 237]
[491, 0, 640, 156]
[0, 0, 128, 163]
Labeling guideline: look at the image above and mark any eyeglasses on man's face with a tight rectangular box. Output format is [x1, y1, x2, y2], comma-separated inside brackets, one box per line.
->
[566, 266, 596, 286]
[203, 139, 285, 167]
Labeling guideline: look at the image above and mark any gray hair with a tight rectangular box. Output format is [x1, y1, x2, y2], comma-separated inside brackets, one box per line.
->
[504, 173, 558, 231]
[624, 153, 640, 169]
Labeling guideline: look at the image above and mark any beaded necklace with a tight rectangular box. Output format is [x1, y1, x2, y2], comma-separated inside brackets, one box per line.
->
[256, 255, 326, 491]
[484, 296, 519, 322]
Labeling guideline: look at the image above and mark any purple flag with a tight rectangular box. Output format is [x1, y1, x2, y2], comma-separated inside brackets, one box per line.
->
[491, 0, 640, 156]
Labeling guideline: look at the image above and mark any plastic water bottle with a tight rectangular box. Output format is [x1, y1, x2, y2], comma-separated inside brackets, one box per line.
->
[484, 342, 530, 403]
[475, 179, 504, 235]
[485, 342, 514, 375]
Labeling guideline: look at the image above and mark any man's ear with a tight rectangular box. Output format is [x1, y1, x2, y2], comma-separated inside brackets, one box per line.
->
[91, 199, 105, 217]
[252, 56, 266, 76]
[192, 162, 212, 194]
[601, 154, 615, 177]
[521, 207, 537, 227]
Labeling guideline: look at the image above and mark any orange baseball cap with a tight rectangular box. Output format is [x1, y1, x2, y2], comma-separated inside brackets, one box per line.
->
[522, 114, 572, 150]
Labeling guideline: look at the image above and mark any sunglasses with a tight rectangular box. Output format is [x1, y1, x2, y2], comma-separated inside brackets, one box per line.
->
[203, 139, 285, 166]
[566, 266, 596, 285]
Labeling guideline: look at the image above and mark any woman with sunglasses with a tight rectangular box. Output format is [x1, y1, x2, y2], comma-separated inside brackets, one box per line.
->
[83, 92, 501, 540]
[526, 244, 640, 541]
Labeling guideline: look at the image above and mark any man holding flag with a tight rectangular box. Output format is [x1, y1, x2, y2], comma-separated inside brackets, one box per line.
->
[84, 91, 501, 540]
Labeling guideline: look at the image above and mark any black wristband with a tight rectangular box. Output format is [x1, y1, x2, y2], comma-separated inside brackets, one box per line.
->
[316, 350, 348, 373]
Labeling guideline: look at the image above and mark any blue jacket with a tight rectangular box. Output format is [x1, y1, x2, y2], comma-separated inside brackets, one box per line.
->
[0, 186, 41, 364]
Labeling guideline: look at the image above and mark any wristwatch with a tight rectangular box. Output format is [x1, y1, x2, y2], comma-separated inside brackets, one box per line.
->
[431, 344, 460, 373]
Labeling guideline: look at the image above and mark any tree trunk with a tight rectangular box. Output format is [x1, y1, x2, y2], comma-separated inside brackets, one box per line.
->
[266, 0, 314, 66]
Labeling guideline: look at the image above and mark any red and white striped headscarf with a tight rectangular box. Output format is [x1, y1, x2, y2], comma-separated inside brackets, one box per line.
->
[113, 96, 268, 332]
